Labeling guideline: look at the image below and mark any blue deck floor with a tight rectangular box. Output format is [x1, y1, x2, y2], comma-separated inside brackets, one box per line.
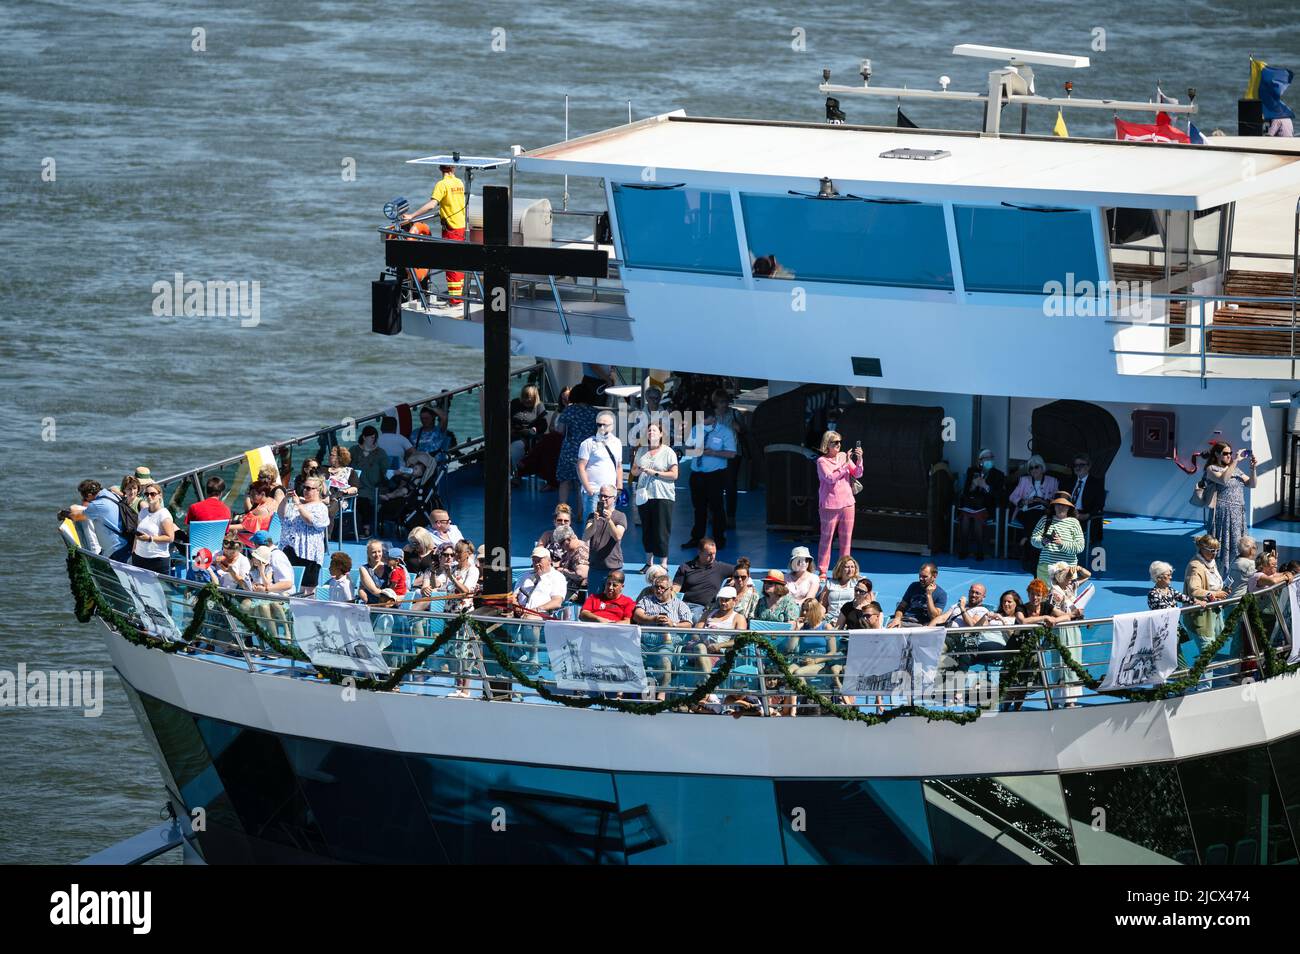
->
[331, 462, 1300, 626]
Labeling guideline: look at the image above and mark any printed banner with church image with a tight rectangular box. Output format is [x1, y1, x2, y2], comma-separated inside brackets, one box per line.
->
[544, 621, 647, 694]
[841, 627, 945, 702]
[1099, 606, 1180, 690]
[288, 598, 391, 676]
[111, 564, 185, 643]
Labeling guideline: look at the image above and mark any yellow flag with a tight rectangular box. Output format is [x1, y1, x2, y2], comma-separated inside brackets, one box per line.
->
[1246, 57, 1267, 100]
[60, 517, 81, 547]
[1053, 109, 1068, 137]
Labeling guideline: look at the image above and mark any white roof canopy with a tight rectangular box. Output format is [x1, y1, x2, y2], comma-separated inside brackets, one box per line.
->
[516, 113, 1300, 210]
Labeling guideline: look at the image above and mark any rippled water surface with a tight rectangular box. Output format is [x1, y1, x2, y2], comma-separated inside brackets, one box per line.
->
[1, 0, 1295, 862]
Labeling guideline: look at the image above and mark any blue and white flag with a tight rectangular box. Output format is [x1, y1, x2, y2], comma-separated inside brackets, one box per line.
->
[544, 621, 647, 693]
[1261, 65, 1296, 121]
[842, 627, 944, 701]
[1188, 122, 1206, 145]
[1100, 607, 1180, 690]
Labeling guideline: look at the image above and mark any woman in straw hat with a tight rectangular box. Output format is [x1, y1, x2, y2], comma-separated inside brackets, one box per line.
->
[1029, 493, 1085, 584]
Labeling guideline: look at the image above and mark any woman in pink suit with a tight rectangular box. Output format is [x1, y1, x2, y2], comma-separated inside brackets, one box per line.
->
[816, 431, 864, 576]
[1008, 454, 1059, 572]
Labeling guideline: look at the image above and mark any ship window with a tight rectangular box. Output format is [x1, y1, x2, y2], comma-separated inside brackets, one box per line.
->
[954, 204, 1099, 294]
[611, 183, 742, 275]
[1177, 745, 1298, 864]
[613, 773, 784, 864]
[740, 194, 954, 288]
[1060, 764, 1197, 864]
[775, 779, 933, 864]
[923, 775, 1078, 865]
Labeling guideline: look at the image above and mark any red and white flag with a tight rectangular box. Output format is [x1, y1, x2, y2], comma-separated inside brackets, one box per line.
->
[1115, 112, 1189, 143]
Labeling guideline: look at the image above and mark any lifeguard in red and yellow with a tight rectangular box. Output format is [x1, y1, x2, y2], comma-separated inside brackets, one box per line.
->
[405, 164, 467, 305]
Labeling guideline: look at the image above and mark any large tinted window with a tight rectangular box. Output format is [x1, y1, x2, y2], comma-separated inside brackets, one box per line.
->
[1268, 733, 1300, 850]
[613, 773, 783, 864]
[406, 756, 625, 864]
[611, 184, 741, 274]
[1060, 764, 1197, 864]
[194, 717, 330, 860]
[955, 205, 1099, 293]
[924, 775, 1077, 864]
[1178, 745, 1298, 864]
[740, 194, 953, 288]
[775, 779, 933, 863]
[281, 737, 446, 864]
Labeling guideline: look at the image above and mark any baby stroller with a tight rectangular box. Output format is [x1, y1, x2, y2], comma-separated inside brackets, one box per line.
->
[396, 457, 447, 535]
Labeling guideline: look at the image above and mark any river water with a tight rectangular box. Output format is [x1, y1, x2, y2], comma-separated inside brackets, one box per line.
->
[1, 0, 1295, 862]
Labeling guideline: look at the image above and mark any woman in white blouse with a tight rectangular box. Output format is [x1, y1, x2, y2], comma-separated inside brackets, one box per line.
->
[630, 421, 679, 573]
[277, 476, 330, 596]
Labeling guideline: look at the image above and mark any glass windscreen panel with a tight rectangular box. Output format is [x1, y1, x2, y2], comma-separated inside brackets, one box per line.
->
[955, 204, 1100, 293]
[611, 184, 742, 275]
[740, 194, 953, 289]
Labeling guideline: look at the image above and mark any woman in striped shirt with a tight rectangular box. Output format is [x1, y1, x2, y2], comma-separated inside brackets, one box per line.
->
[1030, 493, 1085, 584]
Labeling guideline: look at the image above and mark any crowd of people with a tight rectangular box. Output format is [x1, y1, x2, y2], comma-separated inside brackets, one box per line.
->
[64, 379, 1292, 714]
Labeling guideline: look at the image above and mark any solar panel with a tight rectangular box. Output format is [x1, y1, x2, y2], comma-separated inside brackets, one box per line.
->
[406, 155, 511, 169]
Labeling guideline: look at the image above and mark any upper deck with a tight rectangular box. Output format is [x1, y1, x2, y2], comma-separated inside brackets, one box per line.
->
[518, 113, 1300, 211]
[392, 114, 1300, 404]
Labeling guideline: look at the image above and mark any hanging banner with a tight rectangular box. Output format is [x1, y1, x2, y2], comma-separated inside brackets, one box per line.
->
[841, 627, 945, 702]
[1287, 579, 1300, 666]
[288, 598, 391, 676]
[544, 621, 647, 694]
[111, 564, 185, 643]
[1100, 607, 1181, 690]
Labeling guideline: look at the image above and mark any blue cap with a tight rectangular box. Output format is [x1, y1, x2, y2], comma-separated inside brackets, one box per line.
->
[388, 547, 405, 560]
[249, 531, 272, 546]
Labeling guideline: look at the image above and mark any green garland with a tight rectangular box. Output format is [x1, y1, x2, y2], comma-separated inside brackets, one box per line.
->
[64, 548, 1300, 721]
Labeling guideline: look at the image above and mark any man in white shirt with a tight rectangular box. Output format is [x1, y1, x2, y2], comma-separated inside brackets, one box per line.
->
[376, 417, 413, 462]
[576, 409, 624, 522]
[507, 546, 570, 664]
[510, 547, 568, 617]
[427, 508, 464, 546]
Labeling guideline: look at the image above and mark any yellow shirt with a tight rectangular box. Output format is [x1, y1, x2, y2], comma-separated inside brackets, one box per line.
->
[431, 173, 466, 230]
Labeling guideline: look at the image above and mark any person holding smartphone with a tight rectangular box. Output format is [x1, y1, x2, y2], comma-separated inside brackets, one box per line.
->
[1203, 441, 1257, 583]
[815, 431, 863, 576]
[131, 482, 177, 574]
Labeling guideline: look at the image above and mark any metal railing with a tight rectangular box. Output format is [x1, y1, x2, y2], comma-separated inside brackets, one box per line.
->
[75, 547, 1293, 716]
[1104, 288, 1300, 387]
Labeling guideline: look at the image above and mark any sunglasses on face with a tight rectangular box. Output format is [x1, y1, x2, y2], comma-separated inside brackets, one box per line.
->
[855, 587, 870, 594]
[600, 494, 616, 500]
[734, 575, 749, 582]
[145, 491, 160, 498]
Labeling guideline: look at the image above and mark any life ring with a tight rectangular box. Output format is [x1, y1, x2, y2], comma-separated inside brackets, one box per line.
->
[406, 220, 431, 282]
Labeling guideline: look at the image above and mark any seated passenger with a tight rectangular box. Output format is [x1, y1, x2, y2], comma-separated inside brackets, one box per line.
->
[428, 508, 464, 547]
[537, 503, 575, 563]
[579, 571, 636, 622]
[550, 525, 589, 598]
[186, 475, 232, 526]
[507, 548, 568, 621]
[685, 585, 747, 675]
[888, 562, 947, 628]
[207, 532, 252, 591]
[753, 570, 801, 624]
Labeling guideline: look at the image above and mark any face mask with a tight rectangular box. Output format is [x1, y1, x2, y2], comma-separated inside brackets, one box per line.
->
[703, 424, 715, 435]
[981, 459, 993, 471]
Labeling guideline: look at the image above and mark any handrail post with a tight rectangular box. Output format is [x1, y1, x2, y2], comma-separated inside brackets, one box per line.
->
[547, 274, 573, 343]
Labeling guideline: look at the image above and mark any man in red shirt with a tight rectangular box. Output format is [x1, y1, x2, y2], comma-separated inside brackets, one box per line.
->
[186, 476, 232, 524]
[579, 570, 635, 622]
